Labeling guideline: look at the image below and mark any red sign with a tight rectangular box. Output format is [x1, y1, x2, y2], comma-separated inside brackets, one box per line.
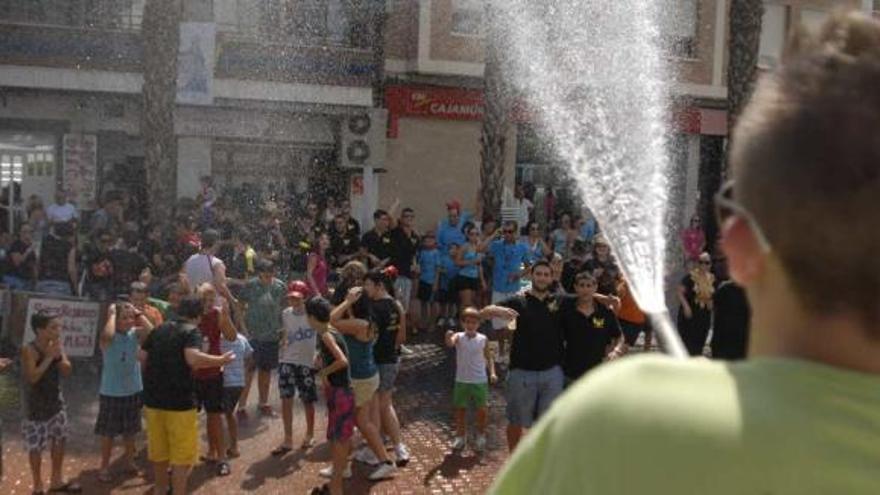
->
[386, 86, 484, 137]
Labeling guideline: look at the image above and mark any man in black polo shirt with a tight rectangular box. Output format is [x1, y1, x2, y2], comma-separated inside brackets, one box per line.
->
[561, 272, 625, 385]
[481, 260, 565, 452]
[328, 213, 361, 269]
[390, 208, 420, 310]
[360, 209, 395, 269]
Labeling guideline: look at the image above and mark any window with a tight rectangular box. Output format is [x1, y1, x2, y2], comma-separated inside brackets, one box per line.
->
[221, 0, 373, 48]
[0, 0, 144, 30]
[758, 4, 788, 70]
[451, 0, 484, 36]
[657, 0, 698, 58]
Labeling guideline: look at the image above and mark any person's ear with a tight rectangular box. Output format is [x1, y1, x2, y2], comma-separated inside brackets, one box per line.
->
[720, 216, 766, 285]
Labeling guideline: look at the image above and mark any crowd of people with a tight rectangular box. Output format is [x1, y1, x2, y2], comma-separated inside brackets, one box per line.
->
[4, 177, 751, 495]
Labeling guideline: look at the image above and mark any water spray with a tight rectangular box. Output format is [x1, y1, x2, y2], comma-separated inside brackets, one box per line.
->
[648, 312, 689, 360]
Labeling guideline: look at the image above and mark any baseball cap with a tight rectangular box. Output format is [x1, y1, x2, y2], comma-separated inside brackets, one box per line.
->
[446, 199, 461, 211]
[287, 280, 310, 299]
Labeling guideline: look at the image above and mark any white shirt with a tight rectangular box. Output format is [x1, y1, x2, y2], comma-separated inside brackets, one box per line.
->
[46, 203, 78, 223]
[183, 253, 224, 290]
[513, 198, 533, 230]
[454, 332, 488, 383]
[280, 307, 317, 367]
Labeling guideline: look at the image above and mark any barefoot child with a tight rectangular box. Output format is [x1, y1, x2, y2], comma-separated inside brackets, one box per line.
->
[95, 303, 154, 483]
[221, 329, 253, 459]
[445, 307, 497, 453]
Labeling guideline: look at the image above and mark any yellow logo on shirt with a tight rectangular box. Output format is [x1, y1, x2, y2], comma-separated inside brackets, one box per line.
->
[383, 237, 391, 244]
[547, 300, 559, 313]
[592, 317, 605, 328]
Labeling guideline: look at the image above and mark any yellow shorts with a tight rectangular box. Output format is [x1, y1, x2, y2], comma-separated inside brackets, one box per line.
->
[350, 374, 379, 408]
[144, 407, 199, 466]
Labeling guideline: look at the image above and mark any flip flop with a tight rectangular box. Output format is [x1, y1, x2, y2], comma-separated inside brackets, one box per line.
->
[48, 482, 82, 493]
[217, 461, 231, 477]
[271, 445, 293, 457]
[300, 437, 315, 450]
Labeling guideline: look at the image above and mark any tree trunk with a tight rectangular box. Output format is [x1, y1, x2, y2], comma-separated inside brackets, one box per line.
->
[142, 0, 181, 226]
[700, 0, 763, 250]
[371, 0, 386, 108]
[478, 2, 511, 220]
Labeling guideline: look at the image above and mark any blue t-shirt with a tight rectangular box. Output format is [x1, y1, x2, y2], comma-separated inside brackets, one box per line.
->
[221, 334, 253, 388]
[490, 240, 530, 294]
[418, 248, 441, 285]
[439, 252, 459, 290]
[580, 219, 599, 243]
[100, 330, 143, 397]
[458, 248, 481, 279]
[524, 238, 546, 264]
[437, 212, 472, 250]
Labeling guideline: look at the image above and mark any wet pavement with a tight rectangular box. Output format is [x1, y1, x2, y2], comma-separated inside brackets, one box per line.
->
[0, 332, 509, 494]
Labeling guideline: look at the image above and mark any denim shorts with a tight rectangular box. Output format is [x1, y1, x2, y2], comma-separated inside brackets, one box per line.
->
[377, 362, 399, 393]
[505, 366, 564, 428]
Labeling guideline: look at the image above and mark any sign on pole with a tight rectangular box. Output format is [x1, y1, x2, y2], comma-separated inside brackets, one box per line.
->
[22, 297, 102, 358]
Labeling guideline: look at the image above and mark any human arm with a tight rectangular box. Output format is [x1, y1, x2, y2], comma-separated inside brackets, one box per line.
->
[444, 330, 459, 348]
[306, 253, 319, 295]
[395, 300, 407, 348]
[22, 339, 70, 384]
[100, 304, 118, 350]
[677, 283, 693, 319]
[184, 347, 236, 370]
[484, 340, 498, 384]
[329, 287, 370, 336]
[213, 261, 239, 307]
[594, 293, 622, 313]
[67, 246, 78, 289]
[605, 315, 627, 360]
[218, 298, 237, 342]
[479, 304, 519, 321]
[316, 332, 349, 384]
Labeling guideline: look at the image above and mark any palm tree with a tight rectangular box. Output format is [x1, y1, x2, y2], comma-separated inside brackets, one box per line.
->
[478, 2, 512, 219]
[370, 0, 386, 108]
[700, 0, 763, 249]
[141, 0, 181, 225]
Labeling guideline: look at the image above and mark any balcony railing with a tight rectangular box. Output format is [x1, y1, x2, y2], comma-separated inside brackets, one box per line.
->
[0, 0, 143, 31]
[218, 0, 375, 50]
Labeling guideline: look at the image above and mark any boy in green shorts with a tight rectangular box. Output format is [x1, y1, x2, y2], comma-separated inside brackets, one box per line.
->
[445, 307, 497, 453]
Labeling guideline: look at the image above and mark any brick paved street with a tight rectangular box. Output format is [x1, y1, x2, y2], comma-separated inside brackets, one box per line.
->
[0, 333, 509, 494]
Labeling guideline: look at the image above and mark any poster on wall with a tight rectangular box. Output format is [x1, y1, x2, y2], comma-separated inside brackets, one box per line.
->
[22, 297, 102, 358]
[62, 133, 98, 210]
[177, 22, 216, 105]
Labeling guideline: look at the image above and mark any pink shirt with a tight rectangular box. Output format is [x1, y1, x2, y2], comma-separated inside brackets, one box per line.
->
[309, 252, 329, 296]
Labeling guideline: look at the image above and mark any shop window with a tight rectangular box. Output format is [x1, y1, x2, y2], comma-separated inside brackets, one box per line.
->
[658, 0, 698, 59]
[758, 3, 788, 70]
[0, 0, 144, 30]
[223, 0, 373, 48]
[451, 0, 484, 36]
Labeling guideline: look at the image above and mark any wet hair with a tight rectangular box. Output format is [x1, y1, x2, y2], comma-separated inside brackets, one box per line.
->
[460, 306, 481, 322]
[201, 229, 220, 249]
[178, 295, 204, 320]
[575, 271, 598, 285]
[31, 312, 57, 332]
[305, 297, 332, 324]
[373, 209, 389, 221]
[341, 260, 367, 281]
[365, 268, 397, 298]
[256, 258, 275, 274]
[731, 11, 880, 329]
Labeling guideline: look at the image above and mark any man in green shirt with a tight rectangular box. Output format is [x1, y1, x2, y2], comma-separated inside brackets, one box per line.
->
[237, 259, 286, 417]
[492, 11, 880, 495]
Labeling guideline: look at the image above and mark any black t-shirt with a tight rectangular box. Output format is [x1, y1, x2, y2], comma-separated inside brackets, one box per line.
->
[83, 244, 114, 283]
[361, 229, 395, 266]
[138, 238, 164, 274]
[329, 229, 360, 268]
[7, 240, 35, 279]
[583, 257, 620, 295]
[38, 235, 73, 282]
[711, 281, 750, 360]
[320, 329, 352, 388]
[390, 227, 420, 278]
[501, 292, 566, 371]
[344, 217, 361, 237]
[142, 321, 202, 411]
[560, 300, 621, 379]
[370, 297, 403, 364]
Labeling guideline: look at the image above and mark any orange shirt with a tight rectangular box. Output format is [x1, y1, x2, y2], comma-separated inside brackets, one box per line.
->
[142, 304, 165, 327]
[617, 281, 646, 324]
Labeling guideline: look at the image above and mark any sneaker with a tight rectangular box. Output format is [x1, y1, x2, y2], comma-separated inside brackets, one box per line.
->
[319, 463, 352, 479]
[399, 344, 414, 355]
[451, 436, 466, 451]
[474, 435, 487, 453]
[353, 446, 381, 466]
[394, 443, 411, 467]
[368, 461, 397, 481]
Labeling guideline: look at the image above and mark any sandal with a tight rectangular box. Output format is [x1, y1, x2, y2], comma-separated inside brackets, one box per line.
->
[300, 437, 315, 450]
[271, 445, 293, 457]
[97, 470, 113, 483]
[217, 461, 231, 477]
[48, 482, 82, 493]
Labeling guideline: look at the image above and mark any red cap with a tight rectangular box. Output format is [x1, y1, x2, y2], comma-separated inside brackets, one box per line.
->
[287, 280, 310, 299]
[446, 199, 461, 211]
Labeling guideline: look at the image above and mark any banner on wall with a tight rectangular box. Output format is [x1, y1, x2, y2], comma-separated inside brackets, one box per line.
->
[62, 133, 98, 210]
[22, 297, 102, 358]
[177, 22, 216, 105]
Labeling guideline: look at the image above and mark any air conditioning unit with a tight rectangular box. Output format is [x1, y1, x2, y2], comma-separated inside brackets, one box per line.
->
[340, 109, 387, 168]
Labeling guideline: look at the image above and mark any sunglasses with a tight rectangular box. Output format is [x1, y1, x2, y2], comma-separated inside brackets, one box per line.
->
[714, 181, 772, 253]
[503, 229, 516, 234]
